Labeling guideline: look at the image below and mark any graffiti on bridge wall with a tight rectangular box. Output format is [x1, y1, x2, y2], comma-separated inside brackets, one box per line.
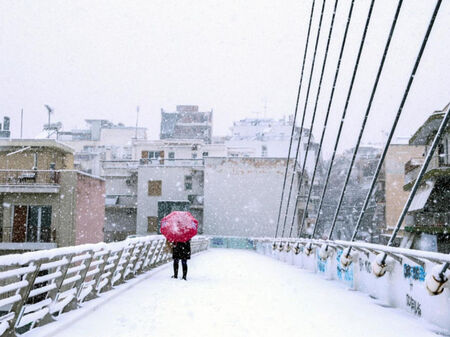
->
[358, 258, 372, 274]
[403, 264, 426, 282]
[336, 250, 353, 288]
[406, 294, 422, 317]
[317, 252, 327, 273]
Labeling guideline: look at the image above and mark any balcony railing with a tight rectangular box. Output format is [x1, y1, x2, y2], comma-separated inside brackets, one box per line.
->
[0, 170, 60, 185]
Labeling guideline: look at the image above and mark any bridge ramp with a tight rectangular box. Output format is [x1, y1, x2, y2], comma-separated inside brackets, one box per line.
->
[27, 249, 438, 337]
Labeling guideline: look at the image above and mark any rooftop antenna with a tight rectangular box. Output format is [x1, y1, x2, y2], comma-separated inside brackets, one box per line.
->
[263, 97, 267, 119]
[20, 108, 23, 139]
[135, 105, 140, 139]
[44, 105, 53, 138]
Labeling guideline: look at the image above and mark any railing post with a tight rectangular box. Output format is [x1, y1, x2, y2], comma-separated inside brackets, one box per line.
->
[102, 248, 125, 293]
[136, 241, 153, 274]
[3, 261, 42, 337]
[117, 243, 138, 284]
[85, 249, 111, 301]
[64, 250, 94, 313]
[36, 254, 75, 327]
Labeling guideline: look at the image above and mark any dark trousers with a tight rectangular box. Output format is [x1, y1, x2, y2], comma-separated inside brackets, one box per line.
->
[173, 258, 188, 278]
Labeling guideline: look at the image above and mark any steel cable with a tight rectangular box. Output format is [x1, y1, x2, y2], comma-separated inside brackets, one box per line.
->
[279, 0, 328, 239]
[309, 0, 376, 239]
[274, 0, 316, 239]
[325, 0, 404, 242]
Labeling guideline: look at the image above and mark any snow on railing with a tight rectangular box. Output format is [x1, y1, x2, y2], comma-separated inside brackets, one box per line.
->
[254, 238, 450, 333]
[0, 235, 209, 336]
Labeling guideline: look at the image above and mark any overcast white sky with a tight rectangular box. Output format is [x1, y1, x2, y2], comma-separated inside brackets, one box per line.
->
[0, 0, 449, 158]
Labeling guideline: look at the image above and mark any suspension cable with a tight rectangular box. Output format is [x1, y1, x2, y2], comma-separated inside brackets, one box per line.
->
[309, 0, 376, 239]
[381, 102, 448, 266]
[296, 0, 355, 238]
[325, 0, 404, 242]
[274, 0, 316, 239]
[348, 0, 443, 256]
[286, 0, 340, 238]
[379, 0, 444, 265]
[279, 0, 327, 239]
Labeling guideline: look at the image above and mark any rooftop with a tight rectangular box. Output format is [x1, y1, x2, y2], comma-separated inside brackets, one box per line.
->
[409, 102, 450, 145]
[0, 139, 74, 154]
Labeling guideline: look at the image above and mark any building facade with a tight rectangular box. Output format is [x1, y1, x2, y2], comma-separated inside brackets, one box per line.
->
[136, 160, 204, 235]
[57, 119, 147, 176]
[160, 105, 213, 143]
[404, 103, 450, 253]
[203, 157, 298, 237]
[0, 140, 105, 253]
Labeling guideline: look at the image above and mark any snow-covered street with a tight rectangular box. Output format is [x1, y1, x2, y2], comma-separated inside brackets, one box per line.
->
[27, 249, 438, 337]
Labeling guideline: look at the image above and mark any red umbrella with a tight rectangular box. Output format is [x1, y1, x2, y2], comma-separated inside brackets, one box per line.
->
[160, 211, 198, 242]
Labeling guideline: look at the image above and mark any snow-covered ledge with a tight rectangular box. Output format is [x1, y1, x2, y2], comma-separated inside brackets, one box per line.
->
[0, 242, 58, 251]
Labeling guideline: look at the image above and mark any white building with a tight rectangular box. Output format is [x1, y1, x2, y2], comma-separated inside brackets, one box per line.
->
[203, 157, 299, 237]
[133, 139, 227, 164]
[57, 119, 147, 176]
[136, 161, 204, 235]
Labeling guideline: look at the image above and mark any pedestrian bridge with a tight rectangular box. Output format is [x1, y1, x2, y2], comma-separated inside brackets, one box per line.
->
[0, 236, 449, 337]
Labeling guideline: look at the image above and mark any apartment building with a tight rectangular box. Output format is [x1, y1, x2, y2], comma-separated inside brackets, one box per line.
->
[404, 103, 450, 252]
[160, 105, 213, 144]
[0, 139, 105, 253]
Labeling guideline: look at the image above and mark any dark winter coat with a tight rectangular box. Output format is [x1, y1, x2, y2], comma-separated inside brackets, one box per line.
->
[172, 241, 191, 260]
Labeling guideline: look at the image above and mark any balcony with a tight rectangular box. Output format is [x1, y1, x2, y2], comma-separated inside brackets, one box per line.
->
[0, 170, 60, 193]
[139, 158, 204, 168]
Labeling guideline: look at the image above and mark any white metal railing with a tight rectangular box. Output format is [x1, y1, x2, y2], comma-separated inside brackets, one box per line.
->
[255, 237, 450, 332]
[0, 235, 209, 336]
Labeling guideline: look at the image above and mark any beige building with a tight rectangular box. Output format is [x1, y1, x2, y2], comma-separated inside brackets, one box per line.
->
[0, 140, 105, 253]
[383, 143, 425, 231]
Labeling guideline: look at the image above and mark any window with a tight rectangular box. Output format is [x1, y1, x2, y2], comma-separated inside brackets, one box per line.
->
[142, 151, 161, 159]
[202, 152, 209, 157]
[12, 205, 52, 243]
[438, 143, 445, 166]
[147, 216, 158, 233]
[261, 145, 268, 157]
[168, 152, 175, 160]
[192, 153, 197, 159]
[192, 144, 198, 151]
[184, 175, 193, 190]
[148, 180, 162, 196]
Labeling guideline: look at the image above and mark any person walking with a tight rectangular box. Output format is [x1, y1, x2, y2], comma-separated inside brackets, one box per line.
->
[171, 240, 191, 280]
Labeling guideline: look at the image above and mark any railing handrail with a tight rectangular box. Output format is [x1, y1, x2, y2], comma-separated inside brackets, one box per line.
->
[263, 237, 450, 263]
[0, 235, 209, 336]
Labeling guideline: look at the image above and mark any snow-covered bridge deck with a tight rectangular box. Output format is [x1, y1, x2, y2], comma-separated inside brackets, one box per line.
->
[27, 249, 438, 337]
